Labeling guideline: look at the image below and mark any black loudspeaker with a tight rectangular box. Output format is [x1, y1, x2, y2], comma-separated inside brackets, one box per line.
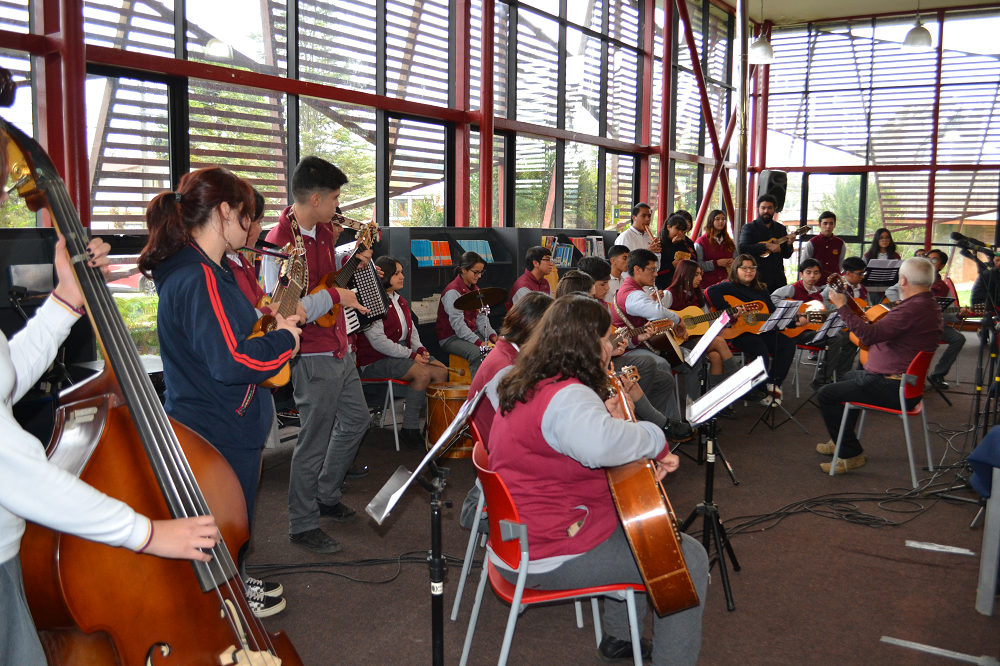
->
[757, 170, 787, 212]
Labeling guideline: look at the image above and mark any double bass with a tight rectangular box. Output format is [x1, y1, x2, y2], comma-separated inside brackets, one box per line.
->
[2, 119, 303, 665]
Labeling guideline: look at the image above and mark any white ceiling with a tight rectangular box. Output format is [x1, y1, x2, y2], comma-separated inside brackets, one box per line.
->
[748, 0, 1000, 26]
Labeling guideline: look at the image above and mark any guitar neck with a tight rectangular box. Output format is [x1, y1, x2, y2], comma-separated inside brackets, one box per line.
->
[275, 279, 304, 317]
[683, 304, 742, 327]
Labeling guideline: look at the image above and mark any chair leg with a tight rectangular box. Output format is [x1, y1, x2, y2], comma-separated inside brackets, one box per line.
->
[575, 600, 584, 628]
[387, 381, 400, 452]
[451, 486, 486, 621]
[793, 348, 801, 399]
[831, 403, 854, 477]
[625, 588, 643, 666]
[591, 598, 602, 648]
[921, 405, 935, 473]
[497, 565, 529, 666]
[459, 564, 490, 666]
[857, 410, 866, 440]
[901, 409, 919, 489]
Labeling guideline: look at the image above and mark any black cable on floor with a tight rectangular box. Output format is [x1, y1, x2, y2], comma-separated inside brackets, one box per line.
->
[246, 551, 478, 585]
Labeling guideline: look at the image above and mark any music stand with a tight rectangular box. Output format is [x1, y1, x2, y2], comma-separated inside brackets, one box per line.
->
[681, 357, 768, 611]
[748, 301, 809, 434]
[863, 259, 902, 304]
[789, 312, 845, 417]
[367, 389, 485, 666]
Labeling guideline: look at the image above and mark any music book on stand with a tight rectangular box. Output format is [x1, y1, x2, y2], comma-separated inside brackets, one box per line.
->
[863, 259, 902, 288]
[760, 300, 802, 334]
[812, 311, 844, 343]
[687, 357, 768, 425]
[685, 311, 731, 367]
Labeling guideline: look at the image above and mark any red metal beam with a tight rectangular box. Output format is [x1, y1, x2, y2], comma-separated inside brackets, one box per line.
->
[761, 164, 1000, 174]
[493, 118, 653, 154]
[637, 0, 655, 205]
[453, 0, 471, 227]
[925, 11, 945, 252]
[478, 0, 494, 227]
[674, 0, 736, 225]
[36, 0, 64, 227]
[0, 29, 51, 54]
[62, 0, 89, 226]
[656, 0, 674, 229]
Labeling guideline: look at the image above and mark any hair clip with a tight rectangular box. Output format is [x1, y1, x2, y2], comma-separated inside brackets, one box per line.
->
[174, 192, 183, 203]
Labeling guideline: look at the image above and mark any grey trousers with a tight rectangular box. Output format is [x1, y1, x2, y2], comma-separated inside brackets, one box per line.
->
[1, 555, 46, 666]
[441, 336, 484, 378]
[619, 348, 681, 421]
[933, 326, 965, 378]
[287, 353, 371, 534]
[498, 526, 708, 666]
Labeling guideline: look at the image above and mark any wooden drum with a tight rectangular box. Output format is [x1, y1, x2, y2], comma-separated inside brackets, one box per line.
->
[425, 382, 474, 458]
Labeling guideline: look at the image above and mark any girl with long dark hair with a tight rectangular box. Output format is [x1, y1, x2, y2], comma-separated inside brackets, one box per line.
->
[864, 228, 900, 262]
[139, 166, 300, 617]
[694, 209, 736, 288]
[435, 251, 497, 377]
[489, 294, 708, 666]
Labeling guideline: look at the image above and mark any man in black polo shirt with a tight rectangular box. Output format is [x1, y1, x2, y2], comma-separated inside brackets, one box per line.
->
[739, 194, 798, 293]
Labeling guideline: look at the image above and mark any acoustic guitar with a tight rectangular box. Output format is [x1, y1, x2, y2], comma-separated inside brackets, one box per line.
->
[310, 220, 381, 327]
[719, 296, 772, 339]
[758, 225, 810, 258]
[605, 369, 700, 617]
[671, 302, 763, 337]
[828, 274, 880, 364]
[611, 317, 685, 367]
[248, 242, 306, 388]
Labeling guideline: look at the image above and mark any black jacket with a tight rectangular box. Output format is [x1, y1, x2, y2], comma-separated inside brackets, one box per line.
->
[739, 217, 793, 293]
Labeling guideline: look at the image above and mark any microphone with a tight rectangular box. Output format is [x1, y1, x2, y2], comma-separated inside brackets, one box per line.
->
[950, 231, 993, 249]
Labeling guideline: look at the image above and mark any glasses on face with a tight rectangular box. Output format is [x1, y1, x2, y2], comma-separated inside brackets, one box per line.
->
[738, 265, 757, 272]
[470, 269, 485, 277]
[847, 270, 865, 276]
[640, 265, 657, 273]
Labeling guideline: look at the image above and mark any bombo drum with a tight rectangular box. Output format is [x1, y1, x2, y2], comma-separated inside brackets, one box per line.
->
[425, 382, 473, 458]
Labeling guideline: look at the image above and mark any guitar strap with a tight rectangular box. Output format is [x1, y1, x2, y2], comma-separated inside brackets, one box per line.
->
[286, 208, 309, 298]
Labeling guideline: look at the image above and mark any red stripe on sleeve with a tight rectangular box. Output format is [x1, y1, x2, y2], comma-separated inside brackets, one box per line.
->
[202, 265, 294, 371]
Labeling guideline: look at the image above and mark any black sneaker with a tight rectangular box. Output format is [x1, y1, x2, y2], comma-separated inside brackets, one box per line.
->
[743, 387, 767, 402]
[247, 586, 286, 618]
[319, 502, 357, 523]
[346, 464, 369, 479]
[289, 528, 342, 554]
[400, 427, 426, 451]
[928, 374, 950, 390]
[598, 634, 652, 661]
[665, 419, 694, 441]
[244, 575, 283, 598]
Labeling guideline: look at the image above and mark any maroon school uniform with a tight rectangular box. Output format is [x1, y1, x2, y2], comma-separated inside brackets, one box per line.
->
[506, 269, 551, 310]
[467, 339, 519, 449]
[809, 235, 845, 283]
[228, 252, 266, 307]
[355, 295, 426, 366]
[790, 280, 824, 304]
[435, 274, 480, 342]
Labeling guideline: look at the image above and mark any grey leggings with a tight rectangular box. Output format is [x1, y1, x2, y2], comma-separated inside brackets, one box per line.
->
[498, 525, 709, 666]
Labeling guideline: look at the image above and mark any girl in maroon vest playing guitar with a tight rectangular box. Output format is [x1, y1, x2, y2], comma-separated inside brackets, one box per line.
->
[490, 294, 708, 665]
[357, 256, 448, 450]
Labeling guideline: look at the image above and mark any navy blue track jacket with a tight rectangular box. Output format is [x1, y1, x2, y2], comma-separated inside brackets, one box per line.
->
[153, 243, 296, 451]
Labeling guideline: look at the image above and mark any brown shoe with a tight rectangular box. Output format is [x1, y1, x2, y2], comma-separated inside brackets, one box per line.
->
[816, 440, 836, 456]
[821, 453, 867, 474]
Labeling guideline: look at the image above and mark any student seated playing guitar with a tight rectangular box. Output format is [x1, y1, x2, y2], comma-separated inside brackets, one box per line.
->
[611, 249, 692, 439]
[357, 255, 449, 450]
[769, 258, 827, 345]
[705, 255, 796, 405]
[810, 257, 869, 390]
[489, 294, 708, 665]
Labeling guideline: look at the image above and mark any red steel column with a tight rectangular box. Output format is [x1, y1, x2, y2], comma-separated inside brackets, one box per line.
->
[61, 0, 89, 225]
[637, 0, 655, 204]
[454, 0, 471, 226]
[478, 0, 494, 227]
[35, 0, 64, 227]
[924, 11, 944, 251]
[656, 0, 673, 228]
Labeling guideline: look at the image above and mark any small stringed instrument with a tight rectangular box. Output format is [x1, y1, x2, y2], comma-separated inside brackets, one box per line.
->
[673, 250, 692, 263]
[604, 369, 700, 617]
[611, 317, 685, 367]
[758, 225, 810, 258]
[671, 302, 763, 337]
[310, 220, 382, 328]
[719, 296, 772, 339]
[780, 302, 830, 338]
[248, 242, 306, 388]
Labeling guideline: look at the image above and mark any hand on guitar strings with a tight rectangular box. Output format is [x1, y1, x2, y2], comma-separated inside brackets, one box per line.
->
[654, 455, 679, 480]
[611, 338, 629, 357]
[145, 515, 220, 563]
[672, 321, 689, 341]
[275, 313, 302, 355]
[634, 323, 654, 344]
[54, 234, 112, 309]
[356, 247, 374, 270]
[618, 370, 644, 404]
[605, 392, 635, 421]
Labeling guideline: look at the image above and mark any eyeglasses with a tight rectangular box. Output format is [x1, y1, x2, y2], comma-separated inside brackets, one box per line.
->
[738, 266, 757, 271]
[847, 270, 865, 276]
[470, 269, 485, 277]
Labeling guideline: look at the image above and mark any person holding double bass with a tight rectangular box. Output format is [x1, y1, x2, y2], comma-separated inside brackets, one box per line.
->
[489, 294, 708, 665]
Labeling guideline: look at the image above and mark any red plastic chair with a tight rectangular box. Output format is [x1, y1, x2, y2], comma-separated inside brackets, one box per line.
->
[830, 350, 935, 488]
[359, 377, 408, 451]
[792, 344, 826, 398]
[459, 442, 647, 666]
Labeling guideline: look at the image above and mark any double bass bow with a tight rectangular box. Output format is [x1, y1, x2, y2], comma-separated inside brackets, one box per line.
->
[2, 120, 302, 664]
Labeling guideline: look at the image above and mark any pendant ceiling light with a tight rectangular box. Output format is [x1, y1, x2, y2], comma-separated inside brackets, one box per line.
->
[748, 0, 775, 64]
[902, 0, 934, 51]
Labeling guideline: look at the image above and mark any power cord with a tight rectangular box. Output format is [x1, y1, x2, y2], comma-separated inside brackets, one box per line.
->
[246, 551, 475, 585]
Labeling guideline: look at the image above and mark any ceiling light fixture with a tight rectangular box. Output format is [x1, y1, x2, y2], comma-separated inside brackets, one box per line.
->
[748, 0, 775, 64]
[206, 38, 234, 59]
[902, 0, 933, 51]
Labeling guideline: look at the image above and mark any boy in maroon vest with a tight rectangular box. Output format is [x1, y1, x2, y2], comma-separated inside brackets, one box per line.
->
[799, 211, 844, 284]
[263, 157, 374, 555]
[506, 245, 553, 310]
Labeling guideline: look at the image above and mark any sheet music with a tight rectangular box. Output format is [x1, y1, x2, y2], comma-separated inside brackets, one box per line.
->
[813, 312, 844, 343]
[760, 300, 802, 333]
[687, 357, 768, 424]
[687, 311, 730, 367]
[864, 259, 902, 286]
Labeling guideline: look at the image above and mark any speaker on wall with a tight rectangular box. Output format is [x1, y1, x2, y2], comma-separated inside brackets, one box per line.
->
[757, 170, 787, 212]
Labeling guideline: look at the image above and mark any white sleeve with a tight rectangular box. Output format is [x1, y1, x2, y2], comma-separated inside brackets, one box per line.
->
[624, 290, 680, 324]
[541, 384, 666, 468]
[363, 320, 412, 359]
[485, 364, 513, 410]
[442, 290, 480, 344]
[799, 242, 814, 262]
[512, 286, 531, 305]
[262, 254, 281, 293]
[885, 282, 901, 302]
[6, 297, 80, 406]
[409, 324, 425, 353]
[692, 242, 714, 272]
[770, 284, 795, 307]
[300, 290, 334, 323]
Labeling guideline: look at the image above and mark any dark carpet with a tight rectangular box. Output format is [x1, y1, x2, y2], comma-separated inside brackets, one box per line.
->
[248, 338, 1000, 665]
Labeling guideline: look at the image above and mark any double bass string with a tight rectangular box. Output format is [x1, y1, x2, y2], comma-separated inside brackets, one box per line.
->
[48, 183, 279, 661]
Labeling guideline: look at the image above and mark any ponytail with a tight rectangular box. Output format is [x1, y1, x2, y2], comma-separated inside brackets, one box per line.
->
[138, 167, 254, 276]
[454, 251, 485, 277]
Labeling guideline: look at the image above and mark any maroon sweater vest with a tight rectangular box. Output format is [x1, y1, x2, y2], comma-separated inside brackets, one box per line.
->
[355, 295, 424, 367]
[506, 269, 551, 310]
[694, 233, 734, 289]
[809, 235, 845, 283]
[790, 280, 824, 304]
[668, 287, 705, 311]
[489, 377, 619, 560]
[265, 207, 348, 357]
[468, 339, 519, 449]
[435, 274, 481, 342]
[228, 253, 265, 307]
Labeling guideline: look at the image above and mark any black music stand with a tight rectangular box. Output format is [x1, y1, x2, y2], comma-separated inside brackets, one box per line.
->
[367, 390, 485, 666]
[862, 259, 901, 305]
[747, 300, 808, 434]
[789, 311, 845, 418]
[681, 357, 768, 611]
